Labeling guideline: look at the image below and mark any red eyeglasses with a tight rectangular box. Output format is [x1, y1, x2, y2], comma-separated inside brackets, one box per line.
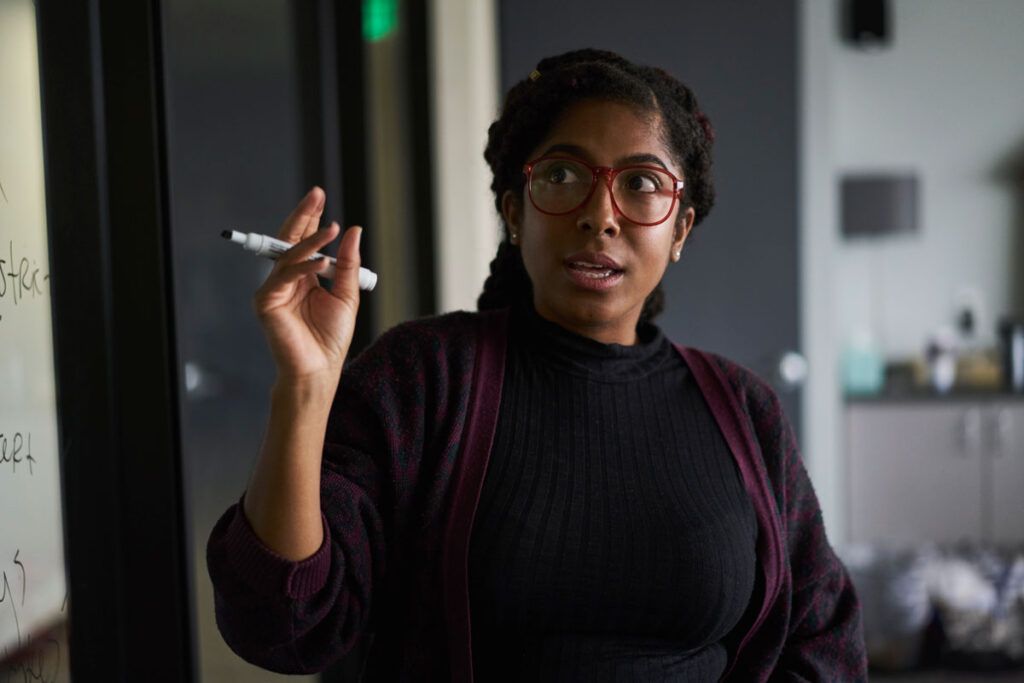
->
[523, 156, 685, 226]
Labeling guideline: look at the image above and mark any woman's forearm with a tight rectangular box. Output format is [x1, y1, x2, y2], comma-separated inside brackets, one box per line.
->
[242, 375, 338, 561]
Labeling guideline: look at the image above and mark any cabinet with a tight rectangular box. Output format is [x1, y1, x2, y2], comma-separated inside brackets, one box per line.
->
[846, 399, 1024, 545]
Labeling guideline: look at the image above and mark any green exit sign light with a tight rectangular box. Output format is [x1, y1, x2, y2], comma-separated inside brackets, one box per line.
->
[363, 0, 398, 42]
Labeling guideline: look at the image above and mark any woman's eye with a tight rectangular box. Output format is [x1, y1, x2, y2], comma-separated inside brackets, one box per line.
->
[624, 172, 659, 193]
[547, 164, 581, 184]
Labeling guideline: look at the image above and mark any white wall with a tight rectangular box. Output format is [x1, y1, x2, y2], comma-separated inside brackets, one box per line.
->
[800, 0, 844, 542]
[430, 0, 502, 314]
[801, 0, 1024, 544]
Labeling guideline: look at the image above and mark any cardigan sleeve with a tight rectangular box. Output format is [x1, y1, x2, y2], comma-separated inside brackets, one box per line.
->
[742, 373, 869, 681]
[206, 313, 476, 674]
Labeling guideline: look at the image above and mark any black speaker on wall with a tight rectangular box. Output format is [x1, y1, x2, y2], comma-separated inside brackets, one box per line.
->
[844, 0, 890, 47]
[840, 173, 918, 238]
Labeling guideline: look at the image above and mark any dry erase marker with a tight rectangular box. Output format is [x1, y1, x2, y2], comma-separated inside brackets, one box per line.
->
[221, 230, 378, 291]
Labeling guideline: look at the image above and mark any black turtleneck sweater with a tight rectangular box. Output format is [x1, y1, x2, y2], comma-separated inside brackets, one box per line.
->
[467, 302, 758, 682]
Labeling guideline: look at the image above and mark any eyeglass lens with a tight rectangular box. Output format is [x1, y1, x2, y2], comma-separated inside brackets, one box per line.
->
[529, 158, 677, 224]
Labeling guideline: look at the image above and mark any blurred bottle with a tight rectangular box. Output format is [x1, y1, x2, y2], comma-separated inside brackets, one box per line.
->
[925, 326, 957, 394]
[842, 327, 885, 396]
[998, 317, 1024, 392]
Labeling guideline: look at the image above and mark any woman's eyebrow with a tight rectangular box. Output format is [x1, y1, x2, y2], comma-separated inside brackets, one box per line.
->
[619, 153, 670, 170]
[540, 144, 671, 170]
[538, 143, 592, 161]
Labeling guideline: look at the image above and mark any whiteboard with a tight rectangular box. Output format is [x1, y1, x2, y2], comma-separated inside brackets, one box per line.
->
[0, 0, 70, 674]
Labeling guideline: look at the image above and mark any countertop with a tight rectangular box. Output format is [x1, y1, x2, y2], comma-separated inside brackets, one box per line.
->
[845, 387, 1024, 404]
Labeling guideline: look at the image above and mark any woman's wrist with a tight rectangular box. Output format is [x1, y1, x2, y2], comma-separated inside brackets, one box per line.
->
[271, 371, 340, 409]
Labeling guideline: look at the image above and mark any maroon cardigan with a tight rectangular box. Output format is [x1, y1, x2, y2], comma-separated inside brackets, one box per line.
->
[207, 308, 867, 681]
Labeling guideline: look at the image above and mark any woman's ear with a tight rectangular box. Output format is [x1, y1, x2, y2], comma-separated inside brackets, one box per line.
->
[501, 190, 522, 244]
[671, 207, 696, 262]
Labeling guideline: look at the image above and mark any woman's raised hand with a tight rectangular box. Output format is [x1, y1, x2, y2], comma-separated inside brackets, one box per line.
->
[253, 187, 363, 383]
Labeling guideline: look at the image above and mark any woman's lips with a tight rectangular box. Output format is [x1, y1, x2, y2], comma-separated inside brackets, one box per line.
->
[563, 261, 625, 291]
[565, 251, 622, 270]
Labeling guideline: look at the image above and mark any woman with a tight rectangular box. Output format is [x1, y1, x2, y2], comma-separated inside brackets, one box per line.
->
[208, 49, 867, 681]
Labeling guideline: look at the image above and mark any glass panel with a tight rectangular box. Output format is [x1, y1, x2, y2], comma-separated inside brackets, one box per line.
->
[161, 2, 316, 680]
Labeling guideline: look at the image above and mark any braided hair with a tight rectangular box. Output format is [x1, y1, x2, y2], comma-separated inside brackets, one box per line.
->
[477, 49, 716, 326]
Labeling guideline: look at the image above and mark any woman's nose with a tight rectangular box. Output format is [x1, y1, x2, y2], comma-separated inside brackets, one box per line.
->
[576, 178, 622, 237]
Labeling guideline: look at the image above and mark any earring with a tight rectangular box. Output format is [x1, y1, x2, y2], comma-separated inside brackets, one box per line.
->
[672, 249, 682, 261]
[510, 233, 519, 244]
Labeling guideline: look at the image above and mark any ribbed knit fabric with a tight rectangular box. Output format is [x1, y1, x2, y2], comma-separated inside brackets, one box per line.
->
[467, 302, 758, 682]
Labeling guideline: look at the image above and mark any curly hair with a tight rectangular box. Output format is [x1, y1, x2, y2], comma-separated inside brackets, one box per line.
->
[476, 49, 716, 327]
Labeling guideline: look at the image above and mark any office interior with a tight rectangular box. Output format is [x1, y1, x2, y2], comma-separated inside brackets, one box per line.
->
[3, 0, 1023, 680]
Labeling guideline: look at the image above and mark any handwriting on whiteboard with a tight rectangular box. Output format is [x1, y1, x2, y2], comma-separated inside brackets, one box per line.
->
[0, 241, 49, 322]
[0, 549, 64, 683]
[0, 433, 35, 477]
[0, 176, 51, 325]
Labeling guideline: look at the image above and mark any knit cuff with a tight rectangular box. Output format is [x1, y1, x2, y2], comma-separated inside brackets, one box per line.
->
[221, 497, 333, 600]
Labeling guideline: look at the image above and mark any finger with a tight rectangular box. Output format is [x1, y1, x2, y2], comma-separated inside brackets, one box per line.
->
[276, 223, 339, 266]
[330, 225, 363, 303]
[277, 186, 326, 244]
[266, 255, 331, 286]
[257, 257, 331, 305]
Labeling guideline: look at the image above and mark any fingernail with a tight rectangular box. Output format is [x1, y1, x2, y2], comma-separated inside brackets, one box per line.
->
[308, 186, 325, 208]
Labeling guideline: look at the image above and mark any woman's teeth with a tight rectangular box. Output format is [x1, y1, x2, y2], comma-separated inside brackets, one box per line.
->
[579, 269, 614, 278]
[569, 262, 618, 278]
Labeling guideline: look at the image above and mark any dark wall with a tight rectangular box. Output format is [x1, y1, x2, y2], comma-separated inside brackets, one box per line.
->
[498, 1, 802, 434]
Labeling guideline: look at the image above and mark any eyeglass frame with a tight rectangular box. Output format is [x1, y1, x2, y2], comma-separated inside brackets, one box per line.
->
[522, 155, 686, 227]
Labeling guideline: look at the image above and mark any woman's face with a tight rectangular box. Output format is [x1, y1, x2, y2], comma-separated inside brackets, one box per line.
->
[502, 99, 695, 345]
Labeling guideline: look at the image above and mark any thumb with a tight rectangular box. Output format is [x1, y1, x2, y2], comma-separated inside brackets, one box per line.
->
[331, 225, 363, 303]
